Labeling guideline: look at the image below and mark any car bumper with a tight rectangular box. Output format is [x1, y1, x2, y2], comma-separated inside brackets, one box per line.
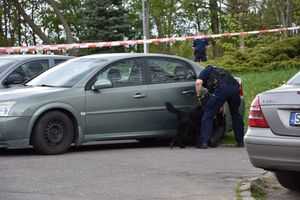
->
[0, 116, 31, 148]
[244, 127, 300, 172]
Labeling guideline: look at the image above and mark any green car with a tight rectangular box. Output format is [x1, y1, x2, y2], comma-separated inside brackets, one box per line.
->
[0, 53, 244, 154]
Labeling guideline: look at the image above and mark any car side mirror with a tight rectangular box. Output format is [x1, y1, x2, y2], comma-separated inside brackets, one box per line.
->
[92, 79, 112, 90]
[3, 73, 26, 85]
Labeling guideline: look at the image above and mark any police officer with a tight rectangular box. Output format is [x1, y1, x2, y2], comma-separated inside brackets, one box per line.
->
[192, 30, 210, 62]
[195, 65, 244, 149]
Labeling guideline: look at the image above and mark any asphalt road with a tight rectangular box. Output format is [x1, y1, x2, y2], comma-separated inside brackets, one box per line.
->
[0, 140, 263, 200]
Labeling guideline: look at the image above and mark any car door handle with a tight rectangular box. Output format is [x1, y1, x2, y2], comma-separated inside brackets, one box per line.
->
[133, 93, 146, 99]
[182, 89, 195, 95]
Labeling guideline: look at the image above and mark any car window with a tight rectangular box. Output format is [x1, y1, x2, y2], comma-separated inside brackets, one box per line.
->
[10, 59, 49, 81]
[0, 58, 18, 73]
[96, 58, 142, 87]
[54, 59, 68, 65]
[147, 58, 196, 84]
[27, 58, 107, 87]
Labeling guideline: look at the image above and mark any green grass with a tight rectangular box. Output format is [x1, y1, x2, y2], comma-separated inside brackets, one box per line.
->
[235, 183, 243, 200]
[251, 182, 267, 200]
[221, 67, 300, 144]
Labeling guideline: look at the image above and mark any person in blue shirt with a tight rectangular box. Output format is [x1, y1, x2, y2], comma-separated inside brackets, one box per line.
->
[192, 30, 210, 62]
[195, 65, 244, 149]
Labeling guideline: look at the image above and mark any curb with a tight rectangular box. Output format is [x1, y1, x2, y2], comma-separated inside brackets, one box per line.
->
[238, 172, 272, 200]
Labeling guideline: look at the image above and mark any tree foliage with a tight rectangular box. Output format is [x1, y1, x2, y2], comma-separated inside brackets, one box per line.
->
[0, 0, 299, 58]
[78, 0, 135, 54]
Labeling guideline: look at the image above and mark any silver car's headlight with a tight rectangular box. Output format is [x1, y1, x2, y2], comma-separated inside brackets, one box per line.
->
[0, 101, 17, 116]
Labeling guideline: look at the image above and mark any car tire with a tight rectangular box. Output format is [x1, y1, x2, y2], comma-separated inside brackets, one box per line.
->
[275, 171, 300, 191]
[210, 113, 226, 147]
[32, 111, 74, 155]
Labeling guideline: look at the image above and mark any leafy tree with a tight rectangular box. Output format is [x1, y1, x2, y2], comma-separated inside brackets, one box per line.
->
[11, 0, 53, 45]
[181, 0, 209, 33]
[80, 0, 135, 54]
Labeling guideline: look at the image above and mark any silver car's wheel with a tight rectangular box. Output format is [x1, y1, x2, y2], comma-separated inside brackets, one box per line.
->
[32, 111, 74, 155]
[275, 171, 300, 191]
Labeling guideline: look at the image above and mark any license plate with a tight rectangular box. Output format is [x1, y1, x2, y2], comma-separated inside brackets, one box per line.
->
[290, 112, 300, 126]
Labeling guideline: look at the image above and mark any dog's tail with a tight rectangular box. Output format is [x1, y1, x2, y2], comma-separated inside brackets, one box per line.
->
[165, 102, 183, 116]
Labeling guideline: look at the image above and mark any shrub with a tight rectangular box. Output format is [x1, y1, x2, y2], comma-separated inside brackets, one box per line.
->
[265, 59, 300, 70]
[273, 53, 290, 61]
[208, 36, 300, 73]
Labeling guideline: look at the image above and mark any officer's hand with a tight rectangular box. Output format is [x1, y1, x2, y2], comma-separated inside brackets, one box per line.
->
[197, 95, 205, 104]
[197, 95, 202, 101]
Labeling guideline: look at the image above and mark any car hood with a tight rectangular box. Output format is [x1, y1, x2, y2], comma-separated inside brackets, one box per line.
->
[0, 86, 69, 101]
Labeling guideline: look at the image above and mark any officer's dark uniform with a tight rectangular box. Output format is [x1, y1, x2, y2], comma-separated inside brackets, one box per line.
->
[197, 66, 244, 147]
[192, 38, 209, 62]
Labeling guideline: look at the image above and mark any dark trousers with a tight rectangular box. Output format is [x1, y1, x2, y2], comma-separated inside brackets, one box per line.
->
[199, 83, 244, 145]
[194, 51, 207, 62]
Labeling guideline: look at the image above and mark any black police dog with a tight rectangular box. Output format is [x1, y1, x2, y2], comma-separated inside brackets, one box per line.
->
[165, 94, 225, 149]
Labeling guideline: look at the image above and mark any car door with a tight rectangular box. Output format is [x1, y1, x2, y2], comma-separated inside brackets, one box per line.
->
[3, 59, 49, 87]
[85, 58, 149, 137]
[146, 57, 197, 132]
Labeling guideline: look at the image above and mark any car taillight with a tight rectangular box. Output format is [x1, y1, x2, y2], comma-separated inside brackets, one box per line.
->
[235, 78, 243, 97]
[239, 82, 243, 97]
[248, 96, 269, 128]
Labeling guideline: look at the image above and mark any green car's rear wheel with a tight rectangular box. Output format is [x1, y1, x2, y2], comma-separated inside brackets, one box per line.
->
[210, 113, 226, 147]
[32, 111, 74, 155]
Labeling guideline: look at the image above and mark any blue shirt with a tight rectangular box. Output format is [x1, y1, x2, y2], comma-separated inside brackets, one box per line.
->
[193, 38, 209, 52]
[198, 66, 215, 83]
[198, 66, 237, 90]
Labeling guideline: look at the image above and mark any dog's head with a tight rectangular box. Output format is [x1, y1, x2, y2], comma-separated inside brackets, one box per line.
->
[192, 93, 210, 111]
[199, 93, 210, 107]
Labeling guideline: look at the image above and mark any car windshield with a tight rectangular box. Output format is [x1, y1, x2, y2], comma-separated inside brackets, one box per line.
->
[0, 58, 18, 73]
[286, 71, 300, 85]
[26, 58, 107, 87]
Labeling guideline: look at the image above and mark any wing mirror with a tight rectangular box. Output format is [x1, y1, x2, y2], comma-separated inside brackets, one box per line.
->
[3, 73, 26, 85]
[92, 79, 113, 90]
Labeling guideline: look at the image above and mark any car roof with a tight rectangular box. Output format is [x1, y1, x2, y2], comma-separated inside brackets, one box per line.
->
[79, 53, 191, 61]
[0, 54, 73, 61]
[75, 53, 203, 72]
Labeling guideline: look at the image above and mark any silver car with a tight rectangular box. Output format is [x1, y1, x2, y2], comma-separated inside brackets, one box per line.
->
[0, 53, 244, 154]
[245, 71, 300, 191]
[0, 55, 72, 88]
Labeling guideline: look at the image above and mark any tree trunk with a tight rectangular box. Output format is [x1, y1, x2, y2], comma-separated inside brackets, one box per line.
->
[209, 0, 221, 57]
[45, 0, 76, 55]
[3, 0, 8, 46]
[154, 16, 166, 53]
[145, 0, 150, 53]
[31, 0, 37, 46]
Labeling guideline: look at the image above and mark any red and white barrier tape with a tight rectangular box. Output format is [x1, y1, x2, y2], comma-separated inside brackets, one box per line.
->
[0, 26, 299, 54]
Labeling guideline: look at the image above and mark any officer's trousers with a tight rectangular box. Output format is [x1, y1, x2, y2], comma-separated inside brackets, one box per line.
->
[199, 83, 244, 145]
[194, 51, 207, 62]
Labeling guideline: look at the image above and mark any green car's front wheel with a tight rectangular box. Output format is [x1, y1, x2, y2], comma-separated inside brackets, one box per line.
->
[32, 111, 74, 155]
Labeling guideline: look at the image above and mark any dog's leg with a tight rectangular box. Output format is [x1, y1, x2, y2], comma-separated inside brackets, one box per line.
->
[170, 137, 176, 149]
[177, 131, 186, 148]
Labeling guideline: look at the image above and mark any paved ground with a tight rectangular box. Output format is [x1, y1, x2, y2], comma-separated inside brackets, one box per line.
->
[0, 140, 264, 200]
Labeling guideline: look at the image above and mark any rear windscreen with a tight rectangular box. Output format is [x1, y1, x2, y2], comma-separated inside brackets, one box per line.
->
[287, 72, 300, 85]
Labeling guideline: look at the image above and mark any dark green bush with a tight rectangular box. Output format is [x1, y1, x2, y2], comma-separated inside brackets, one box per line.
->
[264, 59, 300, 70]
[209, 36, 300, 73]
[274, 53, 290, 61]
